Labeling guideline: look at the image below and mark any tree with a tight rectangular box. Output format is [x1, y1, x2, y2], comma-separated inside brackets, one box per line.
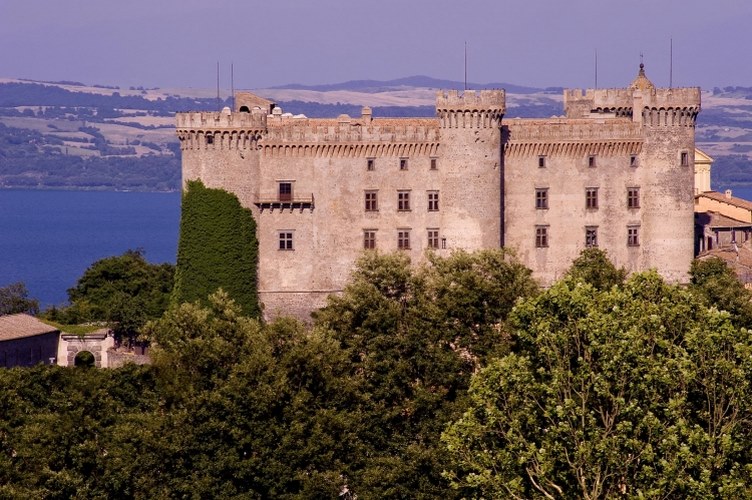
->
[314, 250, 539, 497]
[45, 249, 174, 343]
[690, 256, 752, 327]
[172, 180, 259, 318]
[564, 247, 627, 291]
[443, 272, 752, 499]
[0, 282, 39, 316]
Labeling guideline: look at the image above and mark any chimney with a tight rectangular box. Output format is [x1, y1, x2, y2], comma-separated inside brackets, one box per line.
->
[725, 189, 733, 199]
[361, 106, 372, 123]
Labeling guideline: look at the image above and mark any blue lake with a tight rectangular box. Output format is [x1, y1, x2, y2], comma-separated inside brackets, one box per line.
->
[0, 190, 181, 308]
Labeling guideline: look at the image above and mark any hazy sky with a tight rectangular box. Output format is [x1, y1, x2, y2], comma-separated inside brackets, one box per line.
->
[1, 0, 750, 91]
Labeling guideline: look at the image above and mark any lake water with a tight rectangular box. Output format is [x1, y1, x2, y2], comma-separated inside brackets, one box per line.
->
[0, 190, 180, 308]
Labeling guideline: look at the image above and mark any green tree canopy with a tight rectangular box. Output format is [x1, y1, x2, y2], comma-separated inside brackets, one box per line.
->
[443, 272, 752, 499]
[690, 256, 752, 327]
[564, 247, 627, 290]
[44, 249, 174, 342]
[172, 180, 259, 318]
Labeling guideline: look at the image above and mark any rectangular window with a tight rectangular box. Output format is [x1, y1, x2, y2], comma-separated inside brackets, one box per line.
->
[365, 191, 378, 211]
[535, 188, 549, 209]
[278, 231, 294, 251]
[538, 155, 546, 168]
[427, 229, 439, 249]
[588, 155, 597, 168]
[398, 230, 411, 250]
[367, 158, 375, 171]
[363, 230, 376, 249]
[586, 226, 598, 247]
[400, 158, 409, 170]
[627, 187, 640, 209]
[430, 158, 438, 170]
[428, 191, 439, 211]
[628, 226, 640, 247]
[630, 154, 638, 167]
[681, 151, 689, 167]
[535, 225, 549, 248]
[398, 191, 411, 211]
[586, 187, 598, 209]
[278, 182, 292, 202]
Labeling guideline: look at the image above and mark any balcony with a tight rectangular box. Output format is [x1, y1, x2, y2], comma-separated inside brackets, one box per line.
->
[254, 193, 315, 213]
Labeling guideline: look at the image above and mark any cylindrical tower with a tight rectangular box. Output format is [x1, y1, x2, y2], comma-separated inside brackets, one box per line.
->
[436, 89, 505, 250]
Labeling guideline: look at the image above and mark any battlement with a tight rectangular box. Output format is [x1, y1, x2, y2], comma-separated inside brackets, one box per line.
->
[263, 115, 439, 144]
[435, 89, 505, 112]
[175, 110, 267, 131]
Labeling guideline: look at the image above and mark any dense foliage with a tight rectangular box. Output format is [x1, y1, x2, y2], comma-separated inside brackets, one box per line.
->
[172, 181, 260, 318]
[443, 269, 752, 499]
[3, 249, 752, 498]
[43, 250, 174, 343]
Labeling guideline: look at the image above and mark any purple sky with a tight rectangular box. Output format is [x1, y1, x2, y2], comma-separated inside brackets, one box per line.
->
[1, 0, 749, 91]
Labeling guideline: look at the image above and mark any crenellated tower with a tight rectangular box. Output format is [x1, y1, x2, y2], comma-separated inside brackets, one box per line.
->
[436, 89, 505, 249]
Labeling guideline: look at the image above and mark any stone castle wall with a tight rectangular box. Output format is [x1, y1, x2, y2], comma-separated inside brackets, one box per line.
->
[177, 72, 701, 320]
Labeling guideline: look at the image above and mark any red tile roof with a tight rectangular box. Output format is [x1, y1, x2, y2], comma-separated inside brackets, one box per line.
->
[697, 191, 752, 212]
[0, 314, 59, 341]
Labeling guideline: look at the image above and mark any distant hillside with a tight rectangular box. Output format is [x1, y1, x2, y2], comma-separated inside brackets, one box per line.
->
[0, 76, 751, 191]
[272, 75, 546, 95]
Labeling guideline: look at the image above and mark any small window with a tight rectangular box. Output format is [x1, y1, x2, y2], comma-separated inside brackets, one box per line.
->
[586, 188, 598, 209]
[427, 229, 439, 249]
[535, 225, 549, 248]
[538, 155, 546, 168]
[400, 158, 409, 170]
[535, 188, 548, 210]
[627, 187, 640, 209]
[364, 191, 378, 211]
[398, 230, 411, 250]
[428, 191, 439, 211]
[628, 226, 640, 247]
[588, 155, 597, 168]
[278, 182, 292, 202]
[398, 191, 411, 211]
[585, 226, 598, 247]
[680, 151, 689, 167]
[367, 158, 375, 171]
[630, 154, 638, 167]
[430, 158, 438, 170]
[363, 230, 376, 249]
[278, 231, 294, 251]
[206, 134, 214, 145]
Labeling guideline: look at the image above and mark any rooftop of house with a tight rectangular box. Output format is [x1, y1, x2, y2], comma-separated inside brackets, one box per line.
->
[0, 314, 59, 342]
[696, 211, 752, 229]
[696, 191, 752, 212]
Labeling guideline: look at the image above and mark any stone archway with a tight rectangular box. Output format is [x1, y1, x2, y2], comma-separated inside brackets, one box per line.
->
[74, 350, 95, 367]
[59, 330, 114, 368]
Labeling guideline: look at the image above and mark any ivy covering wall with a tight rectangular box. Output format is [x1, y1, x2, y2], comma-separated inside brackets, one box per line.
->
[172, 180, 259, 317]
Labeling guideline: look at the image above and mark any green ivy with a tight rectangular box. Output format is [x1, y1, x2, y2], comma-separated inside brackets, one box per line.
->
[172, 180, 260, 318]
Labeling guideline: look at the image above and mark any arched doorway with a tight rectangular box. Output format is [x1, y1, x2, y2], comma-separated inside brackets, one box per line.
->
[74, 350, 95, 367]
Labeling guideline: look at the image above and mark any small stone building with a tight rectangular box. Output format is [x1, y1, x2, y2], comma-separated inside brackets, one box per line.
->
[0, 314, 60, 367]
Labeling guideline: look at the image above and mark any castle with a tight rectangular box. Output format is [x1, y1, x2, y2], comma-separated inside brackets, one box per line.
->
[176, 65, 701, 319]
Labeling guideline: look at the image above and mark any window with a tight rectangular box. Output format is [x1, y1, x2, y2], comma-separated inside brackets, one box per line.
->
[400, 158, 409, 170]
[278, 182, 292, 202]
[206, 134, 214, 145]
[586, 188, 598, 209]
[367, 158, 375, 171]
[363, 230, 376, 249]
[398, 230, 411, 249]
[535, 188, 549, 209]
[630, 154, 638, 167]
[427, 229, 439, 249]
[588, 155, 597, 168]
[535, 225, 549, 248]
[430, 158, 438, 170]
[628, 226, 640, 247]
[278, 231, 294, 250]
[680, 151, 689, 167]
[585, 226, 598, 247]
[398, 191, 411, 211]
[365, 191, 378, 211]
[627, 187, 640, 209]
[538, 155, 546, 168]
[428, 191, 439, 211]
